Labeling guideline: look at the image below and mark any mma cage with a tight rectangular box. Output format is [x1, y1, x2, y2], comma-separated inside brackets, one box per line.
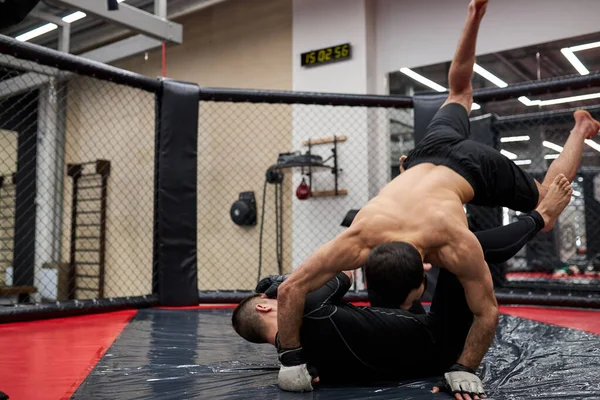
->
[0, 34, 599, 323]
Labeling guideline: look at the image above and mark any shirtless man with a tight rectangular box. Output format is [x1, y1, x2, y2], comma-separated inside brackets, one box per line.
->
[275, 0, 600, 396]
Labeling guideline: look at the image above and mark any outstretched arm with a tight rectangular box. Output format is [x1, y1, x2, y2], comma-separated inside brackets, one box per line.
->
[438, 229, 499, 370]
[442, 0, 488, 113]
[277, 228, 368, 349]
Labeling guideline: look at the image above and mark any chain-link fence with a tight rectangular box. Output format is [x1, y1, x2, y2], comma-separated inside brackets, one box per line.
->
[0, 52, 156, 306]
[464, 83, 600, 301]
[196, 82, 600, 305]
[490, 101, 600, 296]
[197, 99, 413, 294]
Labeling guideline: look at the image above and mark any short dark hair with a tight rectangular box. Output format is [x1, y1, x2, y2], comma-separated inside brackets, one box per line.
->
[365, 241, 424, 308]
[231, 294, 267, 344]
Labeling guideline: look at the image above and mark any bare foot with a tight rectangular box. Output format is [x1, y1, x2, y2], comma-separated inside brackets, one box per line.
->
[537, 174, 573, 232]
[574, 110, 600, 139]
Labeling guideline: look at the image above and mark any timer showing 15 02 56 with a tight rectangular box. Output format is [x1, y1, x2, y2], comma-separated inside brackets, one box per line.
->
[301, 43, 351, 67]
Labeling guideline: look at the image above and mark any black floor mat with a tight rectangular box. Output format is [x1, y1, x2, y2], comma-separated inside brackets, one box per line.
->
[72, 308, 600, 400]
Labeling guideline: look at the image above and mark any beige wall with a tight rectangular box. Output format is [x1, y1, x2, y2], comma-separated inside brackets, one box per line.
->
[0, 130, 17, 284]
[63, 80, 156, 298]
[0, 130, 17, 177]
[62, 0, 293, 296]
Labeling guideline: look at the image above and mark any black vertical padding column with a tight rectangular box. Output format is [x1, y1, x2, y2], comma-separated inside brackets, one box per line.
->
[582, 170, 600, 261]
[0, 91, 38, 299]
[412, 93, 448, 144]
[155, 79, 199, 306]
[152, 90, 161, 295]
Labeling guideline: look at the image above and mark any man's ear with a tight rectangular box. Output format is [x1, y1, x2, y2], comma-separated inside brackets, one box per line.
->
[256, 303, 273, 313]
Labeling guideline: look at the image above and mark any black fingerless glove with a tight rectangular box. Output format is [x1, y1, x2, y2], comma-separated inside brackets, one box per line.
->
[276, 334, 318, 378]
[448, 363, 476, 374]
[255, 274, 290, 298]
[435, 364, 477, 394]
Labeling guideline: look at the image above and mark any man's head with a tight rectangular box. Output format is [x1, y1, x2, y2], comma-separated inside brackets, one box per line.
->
[231, 294, 278, 344]
[364, 241, 425, 309]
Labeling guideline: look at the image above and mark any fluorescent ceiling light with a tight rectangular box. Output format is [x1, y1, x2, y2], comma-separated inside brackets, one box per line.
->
[400, 67, 447, 92]
[514, 159, 532, 165]
[561, 48, 590, 75]
[573, 190, 582, 197]
[399, 68, 482, 111]
[15, 0, 128, 42]
[62, 11, 86, 23]
[536, 92, 600, 106]
[544, 154, 560, 160]
[474, 64, 508, 88]
[570, 41, 600, 52]
[561, 40, 600, 76]
[543, 141, 564, 153]
[500, 149, 518, 160]
[519, 93, 600, 107]
[16, 23, 58, 41]
[501, 135, 530, 143]
[585, 139, 600, 153]
[518, 96, 536, 106]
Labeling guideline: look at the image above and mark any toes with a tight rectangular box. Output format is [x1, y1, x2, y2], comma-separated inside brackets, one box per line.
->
[553, 174, 564, 184]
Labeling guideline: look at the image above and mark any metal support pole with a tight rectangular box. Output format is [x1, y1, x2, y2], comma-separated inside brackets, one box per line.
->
[35, 79, 67, 301]
[154, 0, 167, 18]
[58, 24, 70, 53]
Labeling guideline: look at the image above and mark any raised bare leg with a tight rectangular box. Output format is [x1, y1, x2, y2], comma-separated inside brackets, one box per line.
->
[536, 174, 573, 232]
[442, 0, 488, 113]
[535, 110, 600, 204]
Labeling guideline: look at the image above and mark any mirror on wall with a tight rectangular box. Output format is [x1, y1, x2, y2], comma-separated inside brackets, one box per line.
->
[387, 32, 600, 291]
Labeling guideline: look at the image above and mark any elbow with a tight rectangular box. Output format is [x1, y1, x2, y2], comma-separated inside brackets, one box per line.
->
[487, 305, 500, 329]
[491, 306, 500, 326]
[475, 305, 500, 330]
[277, 280, 298, 302]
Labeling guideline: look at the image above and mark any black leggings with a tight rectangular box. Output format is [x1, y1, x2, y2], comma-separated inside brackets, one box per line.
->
[474, 211, 544, 264]
[426, 210, 545, 369]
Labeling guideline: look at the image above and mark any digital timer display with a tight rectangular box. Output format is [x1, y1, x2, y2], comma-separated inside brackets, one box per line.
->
[301, 43, 351, 67]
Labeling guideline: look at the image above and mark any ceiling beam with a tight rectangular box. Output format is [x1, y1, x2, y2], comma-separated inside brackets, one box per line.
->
[47, 0, 182, 43]
[493, 53, 535, 82]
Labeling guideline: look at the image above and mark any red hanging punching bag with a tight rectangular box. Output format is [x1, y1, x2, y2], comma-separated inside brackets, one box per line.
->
[296, 177, 311, 200]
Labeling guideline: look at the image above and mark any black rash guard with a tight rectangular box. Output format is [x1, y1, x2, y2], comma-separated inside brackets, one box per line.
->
[298, 211, 544, 383]
[300, 273, 439, 383]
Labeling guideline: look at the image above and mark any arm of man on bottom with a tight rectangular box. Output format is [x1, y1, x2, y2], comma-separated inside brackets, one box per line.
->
[436, 230, 499, 400]
[276, 230, 368, 392]
[256, 271, 353, 303]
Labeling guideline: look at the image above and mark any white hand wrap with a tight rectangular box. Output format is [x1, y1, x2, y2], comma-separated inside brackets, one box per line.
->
[444, 370, 485, 395]
[278, 364, 314, 392]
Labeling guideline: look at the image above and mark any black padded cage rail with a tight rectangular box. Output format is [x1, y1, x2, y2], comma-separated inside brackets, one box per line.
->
[0, 34, 198, 321]
[197, 290, 600, 308]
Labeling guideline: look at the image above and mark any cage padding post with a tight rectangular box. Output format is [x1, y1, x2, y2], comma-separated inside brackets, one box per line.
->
[156, 79, 199, 306]
[412, 93, 448, 144]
